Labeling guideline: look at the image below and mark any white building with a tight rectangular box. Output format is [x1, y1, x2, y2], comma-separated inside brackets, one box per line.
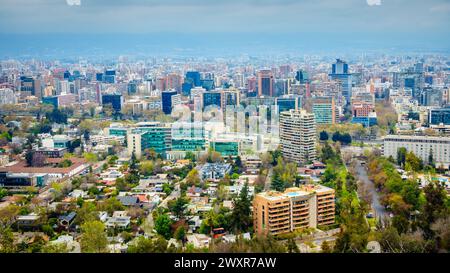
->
[279, 109, 316, 165]
[383, 135, 450, 169]
[0, 88, 18, 105]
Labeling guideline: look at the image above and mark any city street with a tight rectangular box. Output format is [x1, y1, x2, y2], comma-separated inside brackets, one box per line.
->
[354, 160, 389, 222]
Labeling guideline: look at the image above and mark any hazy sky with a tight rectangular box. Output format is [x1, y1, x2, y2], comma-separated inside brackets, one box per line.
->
[0, 0, 449, 58]
[0, 0, 449, 35]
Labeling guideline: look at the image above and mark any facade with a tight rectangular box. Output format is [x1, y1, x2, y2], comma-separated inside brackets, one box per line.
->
[42, 96, 59, 108]
[161, 90, 178, 114]
[329, 59, 352, 104]
[253, 185, 335, 236]
[102, 94, 123, 112]
[257, 70, 274, 97]
[0, 172, 48, 188]
[276, 96, 301, 114]
[0, 88, 18, 105]
[351, 101, 377, 127]
[279, 109, 316, 165]
[312, 96, 336, 124]
[295, 70, 309, 84]
[220, 88, 240, 109]
[34, 147, 67, 158]
[210, 140, 240, 157]
[429, 107, 450, 125]
[186, 71, 201, 87]
[171, 122, 205, 152]
[128, 122, 172, 159]
[383, 135, 450, 169]
[202, 90, 222, 109]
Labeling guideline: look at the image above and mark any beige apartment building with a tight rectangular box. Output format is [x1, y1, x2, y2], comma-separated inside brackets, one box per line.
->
[253, 185, 335, 236]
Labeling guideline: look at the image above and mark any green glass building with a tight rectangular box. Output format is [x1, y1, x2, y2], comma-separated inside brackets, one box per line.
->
[210, 141, 240, 157]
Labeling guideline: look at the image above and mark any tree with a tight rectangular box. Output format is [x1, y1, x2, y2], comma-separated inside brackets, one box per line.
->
[25, 150, 34, 166]
[428, 149, 435, 167]
[46, 108, 68, 124]
[168, 197, 189, 219]
[234, 156, 243, 174]
[271, 171, 284, 192]
[155, 214, 173, 240]
[83, 152, 98, 163]
[57, 159, 73, 168]
[421, 182, 448, 238]
[127, 236, 168, 253]
[319, 130, 329, 141]
[41, 242, 70, 253]
[231, 182, 252, 233]
[129, 152, 139, 177]
[332, 131, 342, 142]
[321, 240, 332, 253]
[174, 226, 186, 243]
[184, 151, 196, 162]
[143, 148, 158, 160]
[431, 216, 450, 251]
[115, 177, 129, 191]
[139, 160, 154, 177]
[286, 238, 300, 253]
[31, 153, 46, 167]
[397, 147, 407, 167]
[0, 188, 7, 200]
[186, 168, 201, 186]
[405, 152, 423, 172]
[75, 201, 99, 224]
[98, 197, 125, 214]
[80, 220, 108, 253]
[0, 227, 15, 253]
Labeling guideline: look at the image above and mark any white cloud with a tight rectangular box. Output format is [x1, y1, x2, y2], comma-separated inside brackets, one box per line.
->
[366, 0, 381, 6]
[66, 0, 81, 6]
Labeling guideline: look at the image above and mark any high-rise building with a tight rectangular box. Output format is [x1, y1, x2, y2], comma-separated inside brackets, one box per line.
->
[312, 97, 336, 124]
[128, 122, 172, 159]
[429, 107, 450, 125]
[161, 90, 178, 115]
[186, 71, 201, 87]
[202, 90, 222, 109]
[247, 76, 257, 93]
[275, 95, 301, 114]
[329, 59, 352, 104]
[279, 109, 316, 165]
[220, 88, 240, 109]
[102, 94, 123, 112]
[279, 65, 291, 78]
[0, 88, 18, 105]
[19, 76, 41, 98]
[166, 73, 183, 93]
[253, 185, 335, 236]
[257, 70, 274, 97]
[104, 69, 116, 84]
[295, 70, 309, 84]
[421, 87, 442, 106]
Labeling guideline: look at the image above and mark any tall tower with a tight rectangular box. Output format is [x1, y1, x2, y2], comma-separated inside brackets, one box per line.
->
[329, 59, 352, 104]
[257, 69, 274, 97]
[279, 109, 316, 165]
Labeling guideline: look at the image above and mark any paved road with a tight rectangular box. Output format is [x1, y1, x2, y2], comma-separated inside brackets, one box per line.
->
[264, 168, 273, 191]
[141, 181, 180, 235]
[354, 160, 389, 222]
[158, 183, 180, 208]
